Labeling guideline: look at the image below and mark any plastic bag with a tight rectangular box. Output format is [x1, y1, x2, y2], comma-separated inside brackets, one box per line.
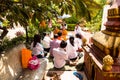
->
[28, 56, 40, 70]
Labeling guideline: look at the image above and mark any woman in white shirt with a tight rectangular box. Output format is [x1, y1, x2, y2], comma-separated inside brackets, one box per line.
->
[74, 33, 83, 52]
[74, 23, 82, 35]
[31, 34, 45, 58]
[42, 32, 51, 52]
[66, 36, 78, 61]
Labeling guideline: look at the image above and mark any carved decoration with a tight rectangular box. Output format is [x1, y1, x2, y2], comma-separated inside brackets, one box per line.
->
[102, 55, 114, 71]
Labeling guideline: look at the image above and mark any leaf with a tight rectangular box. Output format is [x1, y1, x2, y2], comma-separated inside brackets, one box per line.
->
[20, 9, 29, 20]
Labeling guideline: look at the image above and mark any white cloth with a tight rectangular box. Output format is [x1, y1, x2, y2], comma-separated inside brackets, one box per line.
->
[31, 42, 44, 56]
[101, 5, 110, 30]
[60, 23, 67, 29]
[74, 26, 82, 35]
[66, 40, 78, 59]
[53, 48, 68, 68]
[74, 26, 86, 39]
[74, 38, 82, 49]
[42, 36, 51, 48]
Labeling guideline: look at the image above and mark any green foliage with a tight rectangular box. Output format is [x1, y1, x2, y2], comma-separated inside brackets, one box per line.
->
[2, 20, 10, 27]
[0, 36, 25, 53]
[52, 24, 61, 29]
[86, 10, 102, 32]
[64, 15, 79, 24]
[38, 26, 53, 39]
[52, 24, 75, 31]
[28, 20, 39, 38]
[67, 24, 76, 31]
[0, 0, 104, 43]
[0, 0, 102, 27]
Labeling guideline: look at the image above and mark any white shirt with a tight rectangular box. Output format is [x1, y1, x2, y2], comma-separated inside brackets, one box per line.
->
[66, 40, 78, 59]
[74, 38, 82, 49]
[53, 48, 68, 68]
[74, 26, 82, 35]
[74, 26, 85, 38]
[42, 35, 51, 48]
[31, 42, 44, 56]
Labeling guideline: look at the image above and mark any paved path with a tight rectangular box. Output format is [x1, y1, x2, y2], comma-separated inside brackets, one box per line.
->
[43, 31, 91, 80]
[44, 51, 87, 80]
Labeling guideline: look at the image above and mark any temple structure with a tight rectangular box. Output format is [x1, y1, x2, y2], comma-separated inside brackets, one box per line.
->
[83, 0, 120, 80]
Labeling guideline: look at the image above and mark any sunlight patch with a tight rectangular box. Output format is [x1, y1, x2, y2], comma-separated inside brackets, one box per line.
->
[8, 65, 14, 77]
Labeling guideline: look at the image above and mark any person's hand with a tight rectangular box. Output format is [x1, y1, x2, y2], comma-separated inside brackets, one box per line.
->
[69, 61, 77, 66]
[77, 48, 83, 52]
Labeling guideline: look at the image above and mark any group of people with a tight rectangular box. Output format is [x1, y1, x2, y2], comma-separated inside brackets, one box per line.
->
[30, 22, 86, 69]
[53, 23, 68, 41]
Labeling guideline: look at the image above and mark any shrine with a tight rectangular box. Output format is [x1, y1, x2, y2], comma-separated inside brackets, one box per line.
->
[83, 0, 120, 80]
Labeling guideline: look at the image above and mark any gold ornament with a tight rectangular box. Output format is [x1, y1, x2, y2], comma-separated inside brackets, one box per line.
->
[102, 55, 114, 71]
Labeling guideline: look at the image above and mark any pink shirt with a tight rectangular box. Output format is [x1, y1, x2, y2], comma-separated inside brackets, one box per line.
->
[50, 39, 61, 56]
[53, 48, 68, 68]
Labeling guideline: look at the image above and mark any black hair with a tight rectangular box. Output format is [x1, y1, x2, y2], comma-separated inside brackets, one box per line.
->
[33, 34, 41, 47]
[54, 34, 58, 39]
[60, 40, 67, 48]
[43, 32, 46, 38]
[57, 31, 62, 37]
[69, 36, 74, 46]
[75, 33, 82, 39]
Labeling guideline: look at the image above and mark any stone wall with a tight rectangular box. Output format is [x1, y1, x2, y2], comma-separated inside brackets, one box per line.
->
[0, 44, 26, 80]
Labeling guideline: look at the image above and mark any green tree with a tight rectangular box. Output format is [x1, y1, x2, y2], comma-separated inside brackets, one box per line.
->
[54, 0, 102, 21]
[0, 0, 102, 42]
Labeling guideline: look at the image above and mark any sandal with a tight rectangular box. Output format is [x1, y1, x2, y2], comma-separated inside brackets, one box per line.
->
[73, 71, 83, 80]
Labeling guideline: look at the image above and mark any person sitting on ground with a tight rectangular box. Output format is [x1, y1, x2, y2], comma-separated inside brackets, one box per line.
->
[61, 25, 68, 41]
[66, 36, 83, 66]
[57, 31, 64, 40]
[74, 33, 83, 52]
[50, 34, 61, 57]
[74, 22, 82, 35]
[31, 34, 46, 58]
[53, 27, 60, 35]
[42, 32, 51, 53]
[52, 40, 69, 69]
[66, 36, 78, 61]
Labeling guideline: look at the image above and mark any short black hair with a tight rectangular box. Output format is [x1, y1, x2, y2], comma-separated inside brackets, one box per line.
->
[54, 34, 58, 39]
[69, 36, 74, 46]
[33, 34, 41, 47]
[58, 31, 62, 37]
[60, 40, 67, 48]
[75, 33, 82, 39]
[69, 36, 74, 41]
